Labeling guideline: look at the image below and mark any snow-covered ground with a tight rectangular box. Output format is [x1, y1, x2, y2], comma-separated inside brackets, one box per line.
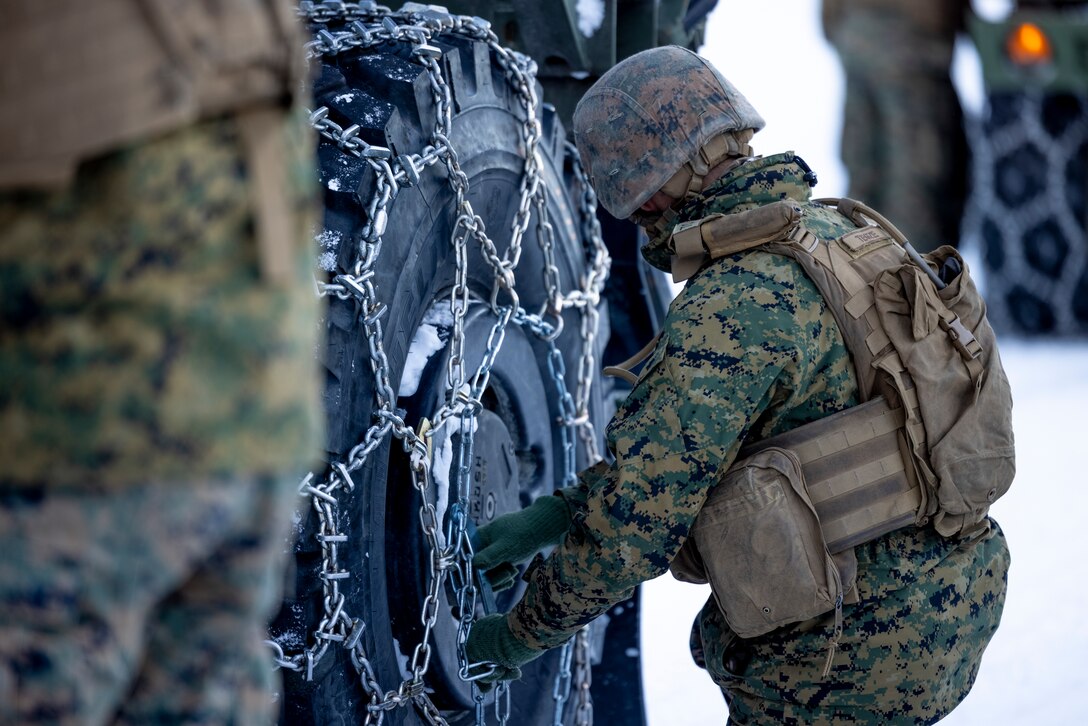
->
[640, 1, 1088, 723]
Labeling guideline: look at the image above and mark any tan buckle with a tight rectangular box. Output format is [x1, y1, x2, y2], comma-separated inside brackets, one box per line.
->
[939, 314, 982, 360]
[787, 223, 819, 253]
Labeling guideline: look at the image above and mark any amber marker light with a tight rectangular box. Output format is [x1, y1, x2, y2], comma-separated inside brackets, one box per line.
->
[1006, 22, 1054, 65]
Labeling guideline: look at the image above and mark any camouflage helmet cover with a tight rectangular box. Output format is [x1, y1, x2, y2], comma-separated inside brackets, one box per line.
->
[572, 46, 765, 219]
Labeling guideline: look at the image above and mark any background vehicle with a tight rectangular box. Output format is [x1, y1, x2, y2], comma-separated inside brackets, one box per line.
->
[268, 3, 715, 724]
[966, 0, 1088, 335]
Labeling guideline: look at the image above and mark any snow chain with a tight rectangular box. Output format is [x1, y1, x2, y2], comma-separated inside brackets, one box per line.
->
[265, 3, 610, 725]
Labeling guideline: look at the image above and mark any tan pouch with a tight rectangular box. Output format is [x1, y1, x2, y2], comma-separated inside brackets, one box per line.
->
[872, 246, 1015, 537]
[690, 447, 845, 639]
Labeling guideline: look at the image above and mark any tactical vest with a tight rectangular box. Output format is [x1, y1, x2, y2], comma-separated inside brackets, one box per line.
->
[651, 198, 1015, 661]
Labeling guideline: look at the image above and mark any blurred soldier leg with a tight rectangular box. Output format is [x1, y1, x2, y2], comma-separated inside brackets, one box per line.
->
[838, 56, 970, 252]
[0, 474, 297, 725]
[824, 0, 971, 252]
[0, 110, 321, 723]
[0, 3, 318, 721]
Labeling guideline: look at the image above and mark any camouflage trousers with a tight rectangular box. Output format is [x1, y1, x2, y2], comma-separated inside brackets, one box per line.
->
[693, 522, 1010, 724]
[838, 68, 969, 252]
[0, 473, 298, 725]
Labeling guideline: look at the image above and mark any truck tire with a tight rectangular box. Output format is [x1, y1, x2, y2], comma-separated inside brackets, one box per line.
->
[269, 12, 622, 725]
[968, 90, 1088, 335]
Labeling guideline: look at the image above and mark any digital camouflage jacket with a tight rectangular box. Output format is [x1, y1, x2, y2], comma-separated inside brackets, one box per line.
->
[0, 112, 323, 491]
[508, 154, 1009, 722]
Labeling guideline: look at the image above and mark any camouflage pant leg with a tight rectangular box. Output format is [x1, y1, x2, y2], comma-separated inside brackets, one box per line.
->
[0, 474, 297, 725]
[839, 69, 969, 252]
[698, 524, 1010, 725]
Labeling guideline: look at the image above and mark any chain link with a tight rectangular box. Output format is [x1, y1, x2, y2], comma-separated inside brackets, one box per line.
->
[551, 639, 575, 725]
[270, 3, 611, 724]
[573, 628, 594, 726]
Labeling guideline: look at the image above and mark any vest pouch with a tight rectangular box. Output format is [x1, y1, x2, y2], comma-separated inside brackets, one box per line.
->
[873, 246, 1015, 537]
[691, 447, 843, 639]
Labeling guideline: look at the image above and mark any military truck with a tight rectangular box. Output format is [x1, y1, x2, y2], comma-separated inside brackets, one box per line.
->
[267, 3, 716, 723]
[967, 0, 1088, 335]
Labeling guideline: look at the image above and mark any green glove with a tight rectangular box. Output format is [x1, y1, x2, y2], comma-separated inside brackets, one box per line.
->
[473, 494, 571, 592]
[465, 613, 542, 685]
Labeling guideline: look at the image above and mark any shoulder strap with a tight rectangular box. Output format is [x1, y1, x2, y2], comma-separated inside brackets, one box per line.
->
[670, 196, 983, 401]
[677, 196, 894, 400]
[817, 198, 985, 375]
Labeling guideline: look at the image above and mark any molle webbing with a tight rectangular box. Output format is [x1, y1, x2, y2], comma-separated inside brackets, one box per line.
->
[739, 396, 923, 553]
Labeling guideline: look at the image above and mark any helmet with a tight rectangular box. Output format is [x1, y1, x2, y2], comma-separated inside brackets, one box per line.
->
[572, 46, 765, 220]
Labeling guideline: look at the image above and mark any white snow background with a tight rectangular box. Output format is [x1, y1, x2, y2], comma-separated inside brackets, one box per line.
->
[639, 1, 1088, 723]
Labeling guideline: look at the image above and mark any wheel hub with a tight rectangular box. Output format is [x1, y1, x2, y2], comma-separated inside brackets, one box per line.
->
[464, 409, 521, 527]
